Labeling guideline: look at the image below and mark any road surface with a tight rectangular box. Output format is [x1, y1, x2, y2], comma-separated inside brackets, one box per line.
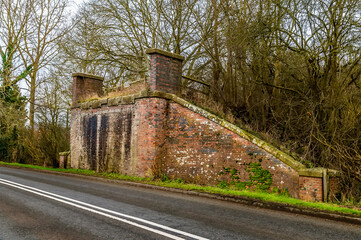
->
[0, 166, 360, 240]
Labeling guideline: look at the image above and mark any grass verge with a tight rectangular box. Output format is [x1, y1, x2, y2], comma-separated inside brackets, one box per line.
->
[1, 161, 360, 217]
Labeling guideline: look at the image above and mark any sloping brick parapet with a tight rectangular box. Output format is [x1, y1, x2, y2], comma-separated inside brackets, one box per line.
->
[70, 49, 340, 202]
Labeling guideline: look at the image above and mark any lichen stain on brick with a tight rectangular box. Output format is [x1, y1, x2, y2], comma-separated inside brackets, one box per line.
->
[113, 112, 124, 172]
[98, 115, 109, 172]
[83, 115, 97, 171]
[103, 108, 134, 174]
[123, 111, 133, 172]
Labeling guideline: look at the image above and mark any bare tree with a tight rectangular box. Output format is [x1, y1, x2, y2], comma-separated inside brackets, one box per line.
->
[18, 0, 70, 130]
[63, 0, 202, 89]
[0, 0, 32, 88]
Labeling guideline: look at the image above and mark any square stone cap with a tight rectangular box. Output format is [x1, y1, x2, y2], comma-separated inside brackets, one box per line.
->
[298, 167, 340, 177]
[146, 48, 185, 61]
[72, 73, 104, 81]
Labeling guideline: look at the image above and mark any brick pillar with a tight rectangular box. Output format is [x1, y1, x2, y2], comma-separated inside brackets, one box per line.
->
[328, 177, 340, 201]
[59, 155, 66, 168]
[146, 48, 184, 95]
[59, 152, 70, 169]
[72, 73, 104, 105]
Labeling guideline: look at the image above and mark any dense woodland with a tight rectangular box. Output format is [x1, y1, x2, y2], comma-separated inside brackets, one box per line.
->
[1, 0, 361, 202]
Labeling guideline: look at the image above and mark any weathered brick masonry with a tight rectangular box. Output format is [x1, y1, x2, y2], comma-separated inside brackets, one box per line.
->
[71, 98, 168, 176]
[165, 102, 300, 196]
[146, 49, 184, 95]
[70, 49, 340, 202]
[298, 176, 323, 202]
[72, 73, 104, 104]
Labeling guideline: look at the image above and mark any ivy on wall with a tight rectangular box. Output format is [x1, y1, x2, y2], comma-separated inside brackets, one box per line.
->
[218, 154, 273, 191]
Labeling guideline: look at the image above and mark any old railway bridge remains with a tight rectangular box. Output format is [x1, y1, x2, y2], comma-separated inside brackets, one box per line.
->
[70, 49, 339, 202]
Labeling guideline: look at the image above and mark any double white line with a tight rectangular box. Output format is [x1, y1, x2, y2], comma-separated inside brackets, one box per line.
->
[0, 178, 208, 240]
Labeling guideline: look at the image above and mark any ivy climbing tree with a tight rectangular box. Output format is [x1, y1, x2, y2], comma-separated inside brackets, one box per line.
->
[0, 44, 32, 162]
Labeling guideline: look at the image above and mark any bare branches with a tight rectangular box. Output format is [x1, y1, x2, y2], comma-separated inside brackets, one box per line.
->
[15, 0, 71, 130]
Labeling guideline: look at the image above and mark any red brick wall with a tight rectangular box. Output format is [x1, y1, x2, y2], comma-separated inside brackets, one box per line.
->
[71, 98, 169, 178]
[299, 176, 323, 201]
[164, 102, 300, 198]
[72, 74, 103, 104]
[59, 155, 66, 168]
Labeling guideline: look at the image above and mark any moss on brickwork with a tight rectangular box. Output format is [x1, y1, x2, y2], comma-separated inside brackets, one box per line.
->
[108, 98, 118, 106]
[92, 100, 101, 109]
[80, 102, 90, 110]
[219, 161, 273, 191]
[59, 151, 70, 156]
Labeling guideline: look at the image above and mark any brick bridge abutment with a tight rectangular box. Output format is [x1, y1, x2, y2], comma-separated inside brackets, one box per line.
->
[70, 49, 339, 202]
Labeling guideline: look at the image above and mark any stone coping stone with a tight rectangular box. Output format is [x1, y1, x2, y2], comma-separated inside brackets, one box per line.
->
[146, 48, 185, 61]
[108, 98, 119, 106]
[299, 168, 340, 178]
[59, 151, 70, 156]
[72, 73, 104, 81]
[92, 100, 101, 109]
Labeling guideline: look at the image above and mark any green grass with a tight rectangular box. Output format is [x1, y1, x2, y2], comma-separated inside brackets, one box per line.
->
[1, 161, 360, 217]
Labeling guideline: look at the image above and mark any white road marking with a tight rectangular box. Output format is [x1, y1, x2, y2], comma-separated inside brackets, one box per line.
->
[0, 178, 209, 240]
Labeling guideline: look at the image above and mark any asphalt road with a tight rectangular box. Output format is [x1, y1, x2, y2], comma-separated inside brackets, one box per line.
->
[0, 166, 360, 240]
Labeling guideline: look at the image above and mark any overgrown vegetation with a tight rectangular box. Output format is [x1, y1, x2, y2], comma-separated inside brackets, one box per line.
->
[1, 43, 29, 163]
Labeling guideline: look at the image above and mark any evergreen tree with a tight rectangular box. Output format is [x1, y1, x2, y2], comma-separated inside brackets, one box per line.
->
[0, 45, 32, 161]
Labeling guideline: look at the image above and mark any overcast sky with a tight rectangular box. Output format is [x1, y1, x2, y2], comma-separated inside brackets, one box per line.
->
[70, 0, 86, 14]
